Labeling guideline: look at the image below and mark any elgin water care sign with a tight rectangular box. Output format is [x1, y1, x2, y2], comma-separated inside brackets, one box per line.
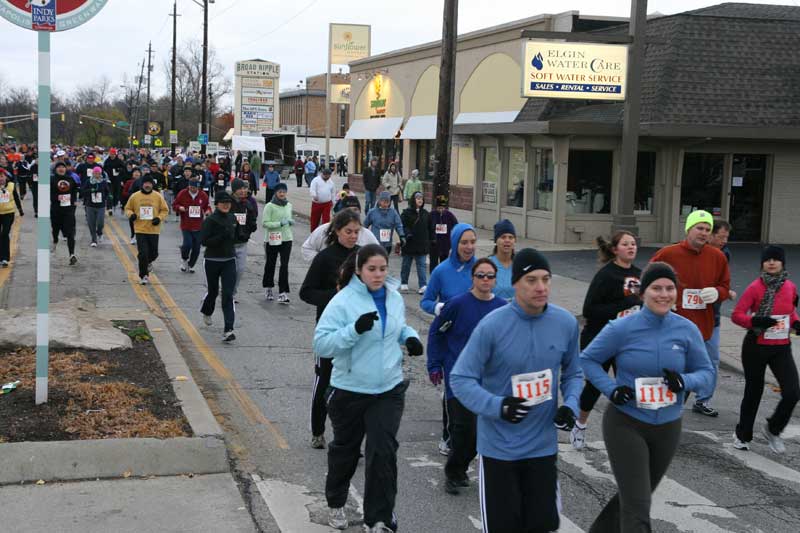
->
[522, 41, 628, 101]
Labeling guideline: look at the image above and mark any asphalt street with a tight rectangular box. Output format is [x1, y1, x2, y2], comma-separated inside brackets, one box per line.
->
[2, 190, 800, 532]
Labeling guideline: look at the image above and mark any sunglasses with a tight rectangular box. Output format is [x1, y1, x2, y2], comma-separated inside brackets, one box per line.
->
[473, 272, 496, 280]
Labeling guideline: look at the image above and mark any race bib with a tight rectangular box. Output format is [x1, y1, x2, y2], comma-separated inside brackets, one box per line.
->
[217, 180, 225, 187]
[0, 191, 9, 204]
[764, 314, 790, 340]
[113, 169, 120, 176]
[268, 231, 282, 246]
[617, 305, 641, 318]
[91, 192, 103, 204]
[139, 206, 154, 220]
[32, 174, 38, 182]
[682, 289, 706, 310]
[86, 169, 92, 177]
[511, 369, 553, 406]
[235, 213, 246, 225]
[635, 377, 676, 410]
[58, 194, 71, 207]
[435, 223, 447, 235]
[379, 229, 391, 242]
[188, 205, 202, 218]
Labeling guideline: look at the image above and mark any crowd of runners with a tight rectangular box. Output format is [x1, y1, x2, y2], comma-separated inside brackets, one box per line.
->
[1, 143, 798, 533]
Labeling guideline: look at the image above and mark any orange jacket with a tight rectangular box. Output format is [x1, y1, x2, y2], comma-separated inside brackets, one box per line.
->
[651, 240, 730, 340]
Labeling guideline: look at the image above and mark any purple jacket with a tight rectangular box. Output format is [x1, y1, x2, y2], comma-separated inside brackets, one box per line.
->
[430, 209, 458, 258]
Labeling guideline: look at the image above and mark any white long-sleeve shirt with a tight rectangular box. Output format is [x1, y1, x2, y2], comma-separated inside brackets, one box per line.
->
[302, 223, 379, 261]
[310, 176, 335, 204]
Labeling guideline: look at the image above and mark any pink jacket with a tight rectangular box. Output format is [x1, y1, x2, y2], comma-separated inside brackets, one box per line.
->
[732, 278, 799, 345]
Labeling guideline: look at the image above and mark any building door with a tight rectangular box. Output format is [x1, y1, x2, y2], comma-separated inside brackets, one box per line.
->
[728, 154, 767, 241]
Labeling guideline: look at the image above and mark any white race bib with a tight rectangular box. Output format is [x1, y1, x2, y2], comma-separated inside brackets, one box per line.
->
[0, 191, 9, 204]
[58, 194, 71, 207]
[91, 192, 103, 204]
[435, 223, 447, 235]
[682, 289, 706, 310]
[635, 377, 676, 410]
[235, 212, 246, 225]
[511, 369, 553, 406]
[32, 174, 38, 182]
[188, 205, 202, 218]
[379, 228, 391, 242]
[217, 180, 225, 187]
[617, 305, 641, 318]
[268, 231, 283, 246]
[764, 314, 790, 340]
[86, 169, 92, 177]
[139, 206, 154, 220]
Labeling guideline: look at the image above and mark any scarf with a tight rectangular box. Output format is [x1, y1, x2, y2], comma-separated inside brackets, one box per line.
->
[755, 270, 789, 318]
[271, 195, 288, 207]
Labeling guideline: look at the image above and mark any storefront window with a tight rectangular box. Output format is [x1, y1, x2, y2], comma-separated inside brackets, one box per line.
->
[533, 148, 554, 211]
[356, 139, 403, 176]
[481, 147, 499, 204]
[567, 150, 612, 214]
[505, 147, 526, 207]
[414, 140, 435, 181]
[635, 152, 656, 214]
[680, 153, 724, 217]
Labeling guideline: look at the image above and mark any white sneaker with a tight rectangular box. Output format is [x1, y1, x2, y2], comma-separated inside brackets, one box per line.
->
[90, 242, 97, 248]
[418, 285, 427, 295]
[762, 422, 786, 454]
[366, 522, 393, 533]
[222, 330, 236, 342]
[438, 438, 451, 456]
[188, 266, 195, 273]
[130, 236, 136, 245]
[277, 292, 290, 304]
[399, 284, 409, 292]
[202, 314, 212, 326]
[140, 276, 149, 285]
[328, 507, 348, 530]
[732, 434, 749, 450]
[264, 288, 274, 301]
[570, 421, 587, 450]
[180, 260, 188, 272]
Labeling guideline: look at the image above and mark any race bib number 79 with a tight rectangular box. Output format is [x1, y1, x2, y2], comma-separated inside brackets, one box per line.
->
[511, 369, 553, 406]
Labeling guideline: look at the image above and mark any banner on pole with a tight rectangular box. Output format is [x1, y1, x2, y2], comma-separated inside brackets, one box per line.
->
[329, 84, 351, 105]
[329, 23, 371, 65]
[169, 130, 178, 144]
[0, 0, 109, 32]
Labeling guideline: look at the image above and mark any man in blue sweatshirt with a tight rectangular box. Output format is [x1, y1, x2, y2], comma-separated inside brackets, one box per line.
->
[450, 248, 583, 533]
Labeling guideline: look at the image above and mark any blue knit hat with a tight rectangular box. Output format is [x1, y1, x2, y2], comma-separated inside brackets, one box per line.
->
[494, 219, 516, 241]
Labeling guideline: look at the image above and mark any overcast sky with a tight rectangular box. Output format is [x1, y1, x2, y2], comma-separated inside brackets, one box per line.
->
[0, 0, 795, 108]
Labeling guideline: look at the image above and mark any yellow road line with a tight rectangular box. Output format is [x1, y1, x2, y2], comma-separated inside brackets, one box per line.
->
[0, 215, 22, 290]
[107, 218, 290, 450]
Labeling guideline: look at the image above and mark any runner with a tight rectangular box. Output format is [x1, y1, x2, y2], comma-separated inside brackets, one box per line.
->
[0, 169, 24, 267]
[173, 176, 211, 273]
[709, 219, 737, 367]
[300, 210, 362, 449]
[213, 170, 228, 197]
[121, 167, 141, 244]
[364, 191, 404, 256]
[50, 161, 79, 265]
[402, 169, 422, 202]
[309, 167, 336, 232]
[427, 258, 507, 495]
[381, 162, 402, 212]
[103, 148, 125, 212]
[362, 157, 381, 212]
[293, 156, 305, 188]
[301, 196, 378, 262]
[731, 246, 800, 453]
[313, 244, 422, 532]
[429, 195, 458, 274]
[571, 231, 641, 450]
[304, 156, 317, 187]
[237, 161, 258, 193]
[450, 248, 583, 533]
[262, 163, 280, 204]
[230, 179, 258, 302]
[81, 166, 111, 247]
[199, 191, 238, 343]
[261, 182, 293, 303]
[581, 262, 714, 532]
[651, 210, 731, 416]
[399, 192, 430, 294]
[124, 174, 169, 284]
[488, 219, 517, 300]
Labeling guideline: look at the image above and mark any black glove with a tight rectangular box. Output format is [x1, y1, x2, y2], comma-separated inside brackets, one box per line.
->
[662, 368, 685, 393]
[500, 397, 532, 424]
[399, 236, 406, 247]
[793, 321, 800, 335]
[751, 316, 778, 329]
[553, 405, 576, 431]
[19, 211, 24, 217]
[405, 337, 423, 356]
[152, 217, 161, 226]
[610, 386, 635, 405]
[354, 311, 379, 334]
[129, 214, 137, 222]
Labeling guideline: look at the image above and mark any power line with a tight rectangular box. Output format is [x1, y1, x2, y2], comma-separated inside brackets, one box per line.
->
[218, 0, 320, 51]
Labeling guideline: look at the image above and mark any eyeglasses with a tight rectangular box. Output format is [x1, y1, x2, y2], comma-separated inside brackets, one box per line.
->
[473, 272, 496, 280]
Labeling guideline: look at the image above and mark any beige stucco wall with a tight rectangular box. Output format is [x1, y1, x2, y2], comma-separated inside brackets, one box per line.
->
[457, 144, 474, 187]
[769, 150, 800, 244]
[459, 52, 527, 113]
[411, 65, 440, 116]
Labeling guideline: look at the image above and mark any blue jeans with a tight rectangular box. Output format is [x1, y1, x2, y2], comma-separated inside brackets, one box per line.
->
[365, 189, 376, 212]
[697, 326, 721, 404]
[401, 254, 427, 287]
[180, 230, 201, 267]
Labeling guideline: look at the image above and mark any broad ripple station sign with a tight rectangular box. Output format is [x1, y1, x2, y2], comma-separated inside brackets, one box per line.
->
[0, 0, 107, 32]
[522, 41, 628, 101]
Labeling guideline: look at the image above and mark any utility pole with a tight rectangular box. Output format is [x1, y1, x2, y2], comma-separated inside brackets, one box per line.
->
[132, 57, 146, 143]
[432, 0, 458, 204]
[208, 82, 214, 141]
[169, 1, 180, 154]
[200, 0, 209, 155]
[146, 41, 153, 127]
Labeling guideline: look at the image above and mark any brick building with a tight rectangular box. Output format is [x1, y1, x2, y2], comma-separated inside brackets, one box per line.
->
[279, 73, 350, 138]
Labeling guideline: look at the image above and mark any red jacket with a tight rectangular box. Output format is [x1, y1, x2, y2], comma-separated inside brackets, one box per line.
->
[172, 188, 210, 231]
[651, 240, 730, 340]
[732, 278, 799, 345]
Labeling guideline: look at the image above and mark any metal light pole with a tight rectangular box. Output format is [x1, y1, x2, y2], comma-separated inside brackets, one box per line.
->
[170, 0, 180, 154]
[200, 0, 209, 155]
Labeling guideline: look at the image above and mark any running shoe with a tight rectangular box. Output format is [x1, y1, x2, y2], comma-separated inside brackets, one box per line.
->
[310, 435, 326, 449]
[762, 422, 786, 454]
[202, 314, 212, 326]
[438, 438, 451, 456]
[69, 255, 77, 266]
[277, 292, 290, 305]
[180, 260, 188, 272]
[188, 266, 195, 273]
[130, 236, 136, 245]
[90, 242, 97, 248]
[366, 522, 394, 533]
[264, 288, 274, 301]
[444, 477, 461, 495]
[732, 435, 749, 450]
[692, 401, 719, 417]
[570, 421, 587, 450]
[98, 235, 104, 244]
[0, 260, 8, 268]
[418, 285, 427, 295]
[328, 507, 348, 530]
[222, 330, 236, 342]
[399, 284, 409, 292]
[140, 276, 149, 285]
[148, 262, 154, 273]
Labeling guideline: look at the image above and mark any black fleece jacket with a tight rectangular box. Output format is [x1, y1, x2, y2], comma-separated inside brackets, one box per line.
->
[299, 241, 359, 321]
[580, 261, 642, 348]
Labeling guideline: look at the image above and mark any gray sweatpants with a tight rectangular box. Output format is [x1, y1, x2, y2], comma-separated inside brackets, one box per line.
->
[85, 206, 105, 244]
[589, 406, 682, 533]
[233, 243, 248, 296]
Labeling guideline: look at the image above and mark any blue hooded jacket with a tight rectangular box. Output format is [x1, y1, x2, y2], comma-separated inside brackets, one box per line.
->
[420, 223, 477, 314]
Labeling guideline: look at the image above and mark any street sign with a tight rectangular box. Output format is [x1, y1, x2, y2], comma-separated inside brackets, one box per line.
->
[188, 141, 201, 152]
[0, 0, 109, 32]
[144, 134, 152, 145]
[154, 138, 163, 147]
[169, 130, 178, 144]
[206, 142, 220, 154]
[198, 133, 209, 145]
[31, 0, 55, 31]
[133, 139, 140, 146]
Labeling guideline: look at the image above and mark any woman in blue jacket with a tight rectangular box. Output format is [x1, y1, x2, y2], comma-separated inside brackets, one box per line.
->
[580, 262, 714, 533]
[313, 244, 422, 533]
[421, 223, 477, 316]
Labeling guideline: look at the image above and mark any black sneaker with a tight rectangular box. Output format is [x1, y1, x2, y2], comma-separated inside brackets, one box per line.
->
[222, 330, 236, 342]
[456, 475, 470, 488]
[444, 478, 460, 495]
[692, 401, 719, 417]
[69, 255, 77, 266]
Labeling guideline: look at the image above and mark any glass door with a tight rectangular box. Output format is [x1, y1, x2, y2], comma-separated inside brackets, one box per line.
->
[729, 154, 767, 242]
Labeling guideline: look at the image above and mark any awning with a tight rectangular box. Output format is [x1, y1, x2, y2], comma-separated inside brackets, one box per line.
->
[223, 128, 234, 141]
[232, 135, 266, 152]
[400, 115, 436, 139]
[345, 117, 404, 140]
[454, 110, 520, 125]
